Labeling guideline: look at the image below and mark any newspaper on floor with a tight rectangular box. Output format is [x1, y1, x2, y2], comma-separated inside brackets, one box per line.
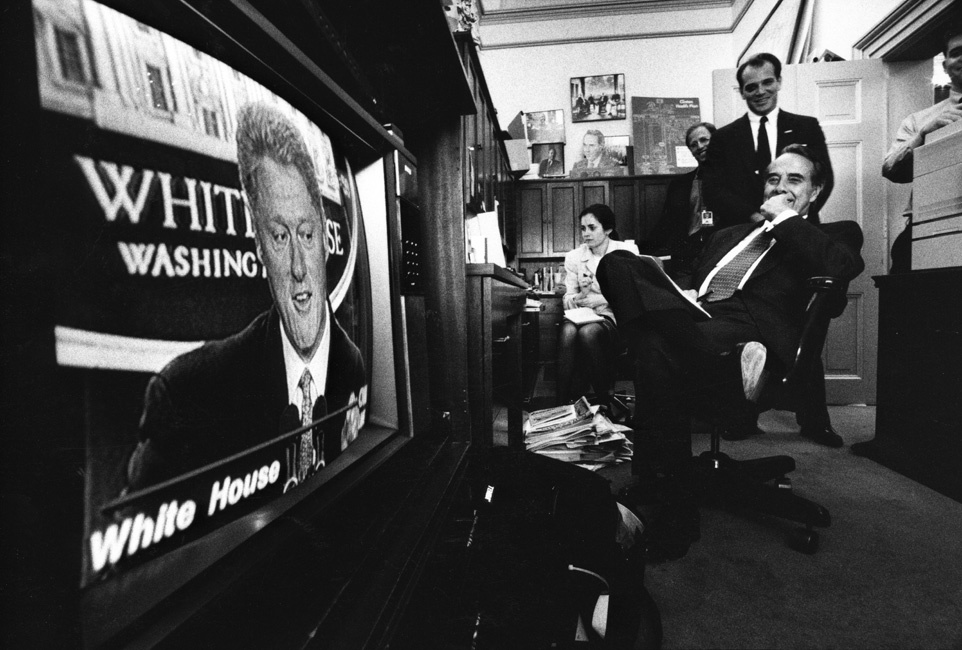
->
[524, 397, 632, 470]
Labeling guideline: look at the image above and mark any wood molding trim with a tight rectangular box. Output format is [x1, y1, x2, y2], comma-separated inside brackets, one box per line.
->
[853, 0, 960, 61]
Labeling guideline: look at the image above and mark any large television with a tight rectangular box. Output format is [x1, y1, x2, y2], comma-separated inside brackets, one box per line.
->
[2, 0, 427, 646]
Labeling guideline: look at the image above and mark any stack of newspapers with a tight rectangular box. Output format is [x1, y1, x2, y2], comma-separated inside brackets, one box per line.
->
[524, 396, 633, 470]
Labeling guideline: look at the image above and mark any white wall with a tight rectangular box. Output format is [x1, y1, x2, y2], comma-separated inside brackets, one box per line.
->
[480, 32, 732, 175]
[808, 0, 905, 60]
[478, 0, 907, 176]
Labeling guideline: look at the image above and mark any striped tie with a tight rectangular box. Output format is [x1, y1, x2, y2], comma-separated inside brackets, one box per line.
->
[298, 369, 316, 479]
[705, 229, 773, 302]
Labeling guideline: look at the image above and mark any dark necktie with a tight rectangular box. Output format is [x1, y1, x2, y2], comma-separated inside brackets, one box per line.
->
[298, 369, 316, 479]
[705, 229, 773, 302]
[687, 173, 704, 235]
[756, 115, 771, 175]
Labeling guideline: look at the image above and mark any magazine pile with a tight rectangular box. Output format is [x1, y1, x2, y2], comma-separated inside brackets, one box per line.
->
[524, 397, 633, 470]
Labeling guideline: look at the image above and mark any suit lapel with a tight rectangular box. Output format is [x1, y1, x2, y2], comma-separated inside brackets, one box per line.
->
[262, 308, 290, 419]
[776, 110, 797, 154]
[735, 114, 754, 160]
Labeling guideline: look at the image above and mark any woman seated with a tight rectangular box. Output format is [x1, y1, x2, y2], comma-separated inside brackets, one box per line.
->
[557, 204, 637, 410]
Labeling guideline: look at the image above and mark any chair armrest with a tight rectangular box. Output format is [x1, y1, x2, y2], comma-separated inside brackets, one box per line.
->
[781, 277, 848, 394]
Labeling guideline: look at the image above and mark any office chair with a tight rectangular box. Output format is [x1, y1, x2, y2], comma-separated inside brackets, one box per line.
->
[691, 276, 848, 554]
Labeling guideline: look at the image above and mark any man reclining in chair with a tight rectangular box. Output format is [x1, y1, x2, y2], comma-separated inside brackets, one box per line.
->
[596, 144, 864, 561]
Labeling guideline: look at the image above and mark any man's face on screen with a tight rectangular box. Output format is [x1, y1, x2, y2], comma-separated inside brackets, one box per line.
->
[254, 157, 328, 362]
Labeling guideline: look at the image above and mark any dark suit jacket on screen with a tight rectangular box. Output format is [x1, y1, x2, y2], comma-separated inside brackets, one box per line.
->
[703, 110, 833, 229]
[126, 307, 366, 490]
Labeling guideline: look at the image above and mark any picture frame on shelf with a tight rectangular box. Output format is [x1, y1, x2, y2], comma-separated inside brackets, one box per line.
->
[532, 143, 565, 177]
[524, 109, 566, 144]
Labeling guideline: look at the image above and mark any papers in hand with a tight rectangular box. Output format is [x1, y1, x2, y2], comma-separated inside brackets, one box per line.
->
[564, 307, 604, 325]
[524, 397, 632, 469]
[635, 254, 711, 319]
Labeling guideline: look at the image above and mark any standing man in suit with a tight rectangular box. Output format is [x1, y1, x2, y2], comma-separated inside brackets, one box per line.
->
[597, 145, 864, 560]
[126, 102, 367, 491]
[703, 52, 833, 229]
[646, 122, 716, 275]
[881, 26, 962, 272]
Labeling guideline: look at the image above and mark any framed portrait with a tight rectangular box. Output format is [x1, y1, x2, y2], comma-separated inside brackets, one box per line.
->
[524, 109, 565, 144]
[605, 135, 630, 168]
[531, 143, 565, 178]
[570, 74, 626, 122]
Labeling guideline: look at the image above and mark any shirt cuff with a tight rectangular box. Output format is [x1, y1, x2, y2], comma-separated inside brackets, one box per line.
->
[767, 209, 799, 228]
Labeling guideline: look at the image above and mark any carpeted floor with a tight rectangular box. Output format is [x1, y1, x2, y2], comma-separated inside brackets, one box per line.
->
[597, 406, 962, 649]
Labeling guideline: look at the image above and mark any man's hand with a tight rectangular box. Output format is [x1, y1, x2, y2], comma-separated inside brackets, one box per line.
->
[919, 103, 962, 139]
[760, 192, 795, 221]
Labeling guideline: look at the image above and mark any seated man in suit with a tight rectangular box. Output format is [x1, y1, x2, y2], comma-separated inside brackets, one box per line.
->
[703, 52, 841, 445]
[126, 102, 366, 491]
[597, 145, 864, 560]
[645, 121, 716, 275]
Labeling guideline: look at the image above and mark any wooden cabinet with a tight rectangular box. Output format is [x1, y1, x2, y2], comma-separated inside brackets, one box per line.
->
[467, 264, 527, 449]
[516, 175, 674, 270]
[538, 295, 565, 382]
[863, 268, 962, 503]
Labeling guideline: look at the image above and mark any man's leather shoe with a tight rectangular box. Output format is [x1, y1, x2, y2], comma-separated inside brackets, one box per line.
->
[720, 423, 766, 441]
[800, 423, 844, 448]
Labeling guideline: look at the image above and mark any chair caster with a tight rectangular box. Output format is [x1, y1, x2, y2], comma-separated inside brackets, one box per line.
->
[775, 477, 792, 490]
[788, 526, 819, 554]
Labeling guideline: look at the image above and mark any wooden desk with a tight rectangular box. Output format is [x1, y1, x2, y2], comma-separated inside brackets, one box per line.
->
[537, 294, 564, 381]
[863, 268, 962, 503]
[466, 264, 527, 448]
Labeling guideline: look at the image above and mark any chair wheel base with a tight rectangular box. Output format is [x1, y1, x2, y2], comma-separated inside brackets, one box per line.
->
[788, 527, 819, 554]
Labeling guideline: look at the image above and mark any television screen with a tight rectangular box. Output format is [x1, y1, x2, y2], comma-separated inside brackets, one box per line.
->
[19, 1, 404, 641]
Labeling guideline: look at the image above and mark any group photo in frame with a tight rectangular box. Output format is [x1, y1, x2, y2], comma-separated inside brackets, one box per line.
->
[524, 109, 566, 144]
[570, 74, 626, 122]
[532, 143, 565, 177]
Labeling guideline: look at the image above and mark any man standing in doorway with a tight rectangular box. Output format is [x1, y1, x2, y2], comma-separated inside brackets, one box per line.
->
[703, 52, 833, 229]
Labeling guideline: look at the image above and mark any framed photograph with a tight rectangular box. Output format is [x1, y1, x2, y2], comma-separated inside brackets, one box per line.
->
[570, 74, 626, 122]
[569, 130, 628, 179]
[524, 109, 565, 144]
[531, 143, 565, 177]
[605, 135, 630, 167]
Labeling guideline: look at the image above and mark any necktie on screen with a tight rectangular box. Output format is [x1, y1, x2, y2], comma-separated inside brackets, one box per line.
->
[298, 368, 316, 478]
[705, 229, 773, 302]
[756, 115, 771, 175]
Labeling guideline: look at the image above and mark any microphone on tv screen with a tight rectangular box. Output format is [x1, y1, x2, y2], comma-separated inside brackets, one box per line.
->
[313, 396, 328, 421]
[279, 404, 300, 433]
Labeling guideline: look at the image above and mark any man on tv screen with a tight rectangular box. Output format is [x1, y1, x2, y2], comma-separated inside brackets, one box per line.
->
[125, 102, 366, 491]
